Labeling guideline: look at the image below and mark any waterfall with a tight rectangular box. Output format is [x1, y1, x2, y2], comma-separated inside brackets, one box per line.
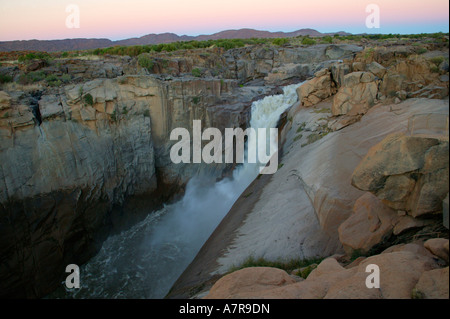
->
[53, 82, 302, 299]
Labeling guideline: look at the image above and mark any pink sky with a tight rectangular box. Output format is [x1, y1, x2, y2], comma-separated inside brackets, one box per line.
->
[0, 0, 448, 41]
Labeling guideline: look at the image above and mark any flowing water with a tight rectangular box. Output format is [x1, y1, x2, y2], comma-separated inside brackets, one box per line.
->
[54, 82, 302, 299]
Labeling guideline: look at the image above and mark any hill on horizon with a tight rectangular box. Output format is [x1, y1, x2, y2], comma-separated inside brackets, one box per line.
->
[0, 28, 351, 52]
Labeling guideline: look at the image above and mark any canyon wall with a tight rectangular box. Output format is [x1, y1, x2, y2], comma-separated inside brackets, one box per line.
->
[0, 44, 363, 298]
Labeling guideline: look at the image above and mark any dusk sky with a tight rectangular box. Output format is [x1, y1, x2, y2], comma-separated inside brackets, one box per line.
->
[0, 0, 449, 41]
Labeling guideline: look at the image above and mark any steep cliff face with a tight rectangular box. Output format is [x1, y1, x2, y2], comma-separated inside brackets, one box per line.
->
[0, 74, 259, 298]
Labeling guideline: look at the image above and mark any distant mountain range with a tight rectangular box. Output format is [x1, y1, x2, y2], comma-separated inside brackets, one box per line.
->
[0, 28, 351, 52]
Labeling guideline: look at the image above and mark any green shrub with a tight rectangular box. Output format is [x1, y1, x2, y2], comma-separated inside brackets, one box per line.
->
[301, 37, 316, 45]
[296, 122, 306, 132]
[45, 74, 58, 82]
[83, 93, 94, 106]
[429, 56, 445, 66]
[111, 110, 118, 122]
[0, 74, 12, 84]
[298, 263, 318, 279]
[192, 96, 201, 104]
[416, 47, 428, 55]
[321, 36, 333, 44]
[138, 55, 154, 72]
[18, 52, 51, 63]
[430, 65, 440, 73]
[60, 74, 71, 83]
[293, 134, 303, 142]
[19, 71, 45, 84]
[272, 38, 289, 46]
[191, 68, 202, 77]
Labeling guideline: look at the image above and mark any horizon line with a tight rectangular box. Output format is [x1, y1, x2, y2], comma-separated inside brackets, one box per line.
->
[2, 27, 448, 43]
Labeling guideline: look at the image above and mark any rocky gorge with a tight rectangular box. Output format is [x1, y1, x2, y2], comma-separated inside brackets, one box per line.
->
[0, 36, 449, 299]
[167, 39, 450, 299]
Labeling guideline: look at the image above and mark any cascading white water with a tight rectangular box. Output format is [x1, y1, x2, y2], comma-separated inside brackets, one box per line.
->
[53, 82, 302, 299]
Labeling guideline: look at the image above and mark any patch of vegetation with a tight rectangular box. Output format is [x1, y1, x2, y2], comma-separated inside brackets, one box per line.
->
[18, 52, 51, 63]
[272, 38, 289, 46]
[312, 107, 330, 114]
[228, 256, 324, 276]
[60, 74, 71, 83]
[301, 37, 316, 45]
[411, 288, 425, 299]
[293, 134, 303, 142]
[88, 38, 270, 57]
[143, 109, 150, 117]
[121, 106, 128, 115]
[192, 96, 201, 105]
[301, 129, 330, 147]
[277, 163, 284, 170]
[111, 109, 118, 122]
[45, 74, 62, 87]
[296, 122, 306, 133]
[0, 74, 13, 84]
[364, 47, 375, 59]
[306, 133, 322, 144]
[430, 65, 440, 73]
[416, 47, 428, 55]
[321, 36, 333, 44]
[83, 93, 94, 106]
[296, 263, 318, 279]
[429, 56, 445, 66]
[138, 55, 155, 72]
[191, 68, 202, 77]
[335, 32, 448, 42]
[18, 71, 46, 84]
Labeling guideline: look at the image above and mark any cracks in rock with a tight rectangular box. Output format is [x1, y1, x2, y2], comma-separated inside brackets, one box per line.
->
[29, 90, 43, 126]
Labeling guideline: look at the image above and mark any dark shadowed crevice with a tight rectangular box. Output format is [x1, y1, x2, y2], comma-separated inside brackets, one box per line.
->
[29, 90, 43, 125]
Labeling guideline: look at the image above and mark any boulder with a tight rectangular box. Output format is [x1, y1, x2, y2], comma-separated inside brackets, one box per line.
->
[296, 69, 335, 107]
[366, 61, 387, 78]
[204, 267, 296, 299]
[265, 258, 355, 299]
[413, 267, 449, 299]
[264, 63, 311, 84]
[325, 250, 439, 299]
[407, 142, 449, 217]
[424, 238, 449, 263]
[205, 249, 442, 299]
[338, 192, 399, 255]
[330, 62, 351, 87]
[332, 72, 378, 116]
[351, 132, 448, 215]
